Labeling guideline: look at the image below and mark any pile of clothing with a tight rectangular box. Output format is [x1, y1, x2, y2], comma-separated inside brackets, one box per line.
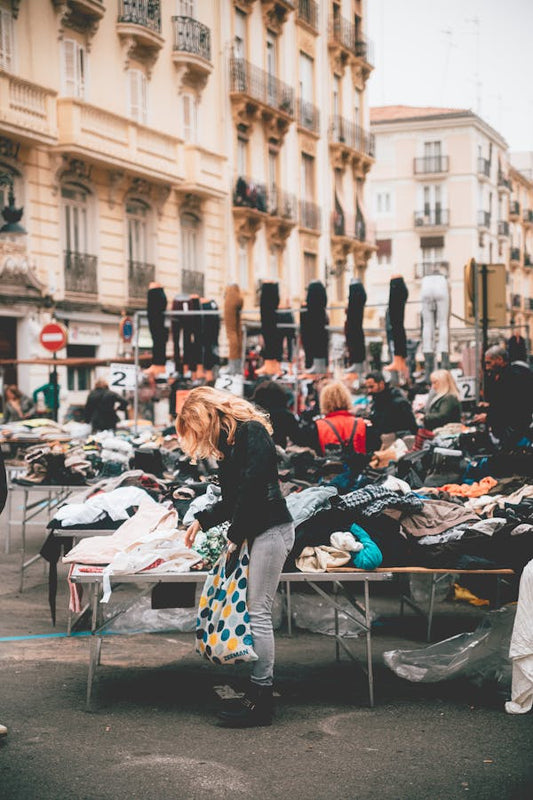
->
[14, 442, 96, 486]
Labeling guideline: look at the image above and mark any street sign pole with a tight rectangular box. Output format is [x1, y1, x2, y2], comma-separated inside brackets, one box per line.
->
[51, 351, 59, 422]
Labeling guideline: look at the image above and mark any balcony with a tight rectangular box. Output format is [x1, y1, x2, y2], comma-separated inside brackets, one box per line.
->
[331, 212, 374, 262]
[477, 210, 491, 228]
[511, 293, 522, 309]
[328, 15, 374, 74]
[128, 259, 155, 304]
[477, 157, 491, 179]
[329, 115, 374, 171]
[232, 175, 267, 240]
[229, 57, 295, 142]
[56, 99, 182, 184]
[354, 34, 374, 68]
[260, 1, 295, 34]
[498, 171, 512, 191]
[171, 16, 212, 91]
[299, 199, 321, 232]
[297, 98, 320, 136]
[414, 209, 450, 228]
[296, 0, 318, 32]
[523, 208, 533, 225]
[498, 220, 510, 237]
[64, 251, 98, 298]
[264, 184, 297, 247]
[0, 70, 57, 145]
[525, 252, 532, 267]
[117, 0, 163, 62]
[413, 155, 449, 175]
[181, 144, 226, 199]
[182, 268, 205, 295]
[414, 261, 450, 279]
[510, 200, 520, 218]
[510, 247, 521, 264]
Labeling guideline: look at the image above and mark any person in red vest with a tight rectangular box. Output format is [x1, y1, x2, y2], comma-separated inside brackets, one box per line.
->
[315, 381, 367, 455]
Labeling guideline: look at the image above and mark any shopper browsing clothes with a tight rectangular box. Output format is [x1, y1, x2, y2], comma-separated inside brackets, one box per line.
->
[423, 370, 461, 431]
[474, 345, 533, 448]
[2, 385, 35, 423]
[178, 386, 294, 728]
[364, 371, 417, 439]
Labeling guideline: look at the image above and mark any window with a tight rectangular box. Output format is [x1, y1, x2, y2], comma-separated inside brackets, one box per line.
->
[0, 6, 14, 71]
[67, 344, 95, 392]
[301, 153, 314, 200]
[269, 246, 279, 280]
[61, 39, 86, 99]
[299, 52, 313, 103]
[268, 150, 277, 192]
[266, 31, 277, 105]
[376, 191, 391, 215]
[376, 238, 392, 267]
[178, 0, 195, 15]
[354, 88, 361, 125]
[303, 252, 317, 286]
[234, 9, 246, 57]
[128, 69, 148, 125]
[332, 75, 340, 119]
[126, 199, 150, 265]
[237, 137, 247, 177]
[182, 92, 197, 141]
[181, 213, 200, 273]
[62, 184, 89, 254]
[238, 238, 248, 290]
[424, 141, 442, 159]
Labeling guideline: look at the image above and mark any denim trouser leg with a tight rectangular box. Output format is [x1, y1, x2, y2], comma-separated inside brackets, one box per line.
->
[247, 522, 295, 686]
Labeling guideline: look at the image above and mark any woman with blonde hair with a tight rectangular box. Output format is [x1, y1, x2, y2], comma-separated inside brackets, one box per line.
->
[423, 369, 461, 431]
[177, 386, 294, 728]
[314, 380, 367, 455]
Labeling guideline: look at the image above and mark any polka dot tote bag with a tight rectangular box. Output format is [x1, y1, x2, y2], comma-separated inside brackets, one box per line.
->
[195, 542, 258, 665]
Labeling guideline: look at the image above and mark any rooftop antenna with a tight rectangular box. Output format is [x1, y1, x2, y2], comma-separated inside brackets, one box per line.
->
[440, 28, 458, 106]
[466, 16, 482, 115]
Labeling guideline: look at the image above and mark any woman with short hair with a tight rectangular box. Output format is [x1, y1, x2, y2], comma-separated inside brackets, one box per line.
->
[315, 380, 367, 455]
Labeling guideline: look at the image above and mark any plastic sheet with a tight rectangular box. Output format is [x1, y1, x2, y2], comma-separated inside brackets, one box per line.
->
[103, 586, 283, 634]
[409, 573, 456, 605]
[290, 592, 374, 638]
[383, 605, 515, 686]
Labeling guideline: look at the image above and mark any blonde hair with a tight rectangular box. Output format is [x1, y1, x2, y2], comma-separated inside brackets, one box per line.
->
[176, 386, 272, 459]
[430, 369, 460, 399]
[319, 381, 353, 415]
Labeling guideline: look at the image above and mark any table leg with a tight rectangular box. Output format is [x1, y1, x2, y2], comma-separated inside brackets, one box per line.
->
[364, 580, 374, 708]
[334, 583, 340, 663]
[285, 580, 292, 636]
[19, 489, 28, 593]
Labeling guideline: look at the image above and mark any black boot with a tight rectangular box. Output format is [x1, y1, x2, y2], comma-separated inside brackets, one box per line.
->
[217, 683, 273, 728]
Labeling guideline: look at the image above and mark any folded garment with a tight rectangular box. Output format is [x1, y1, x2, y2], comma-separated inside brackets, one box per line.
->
[295, 545, 351, 573]
[330, 531, 363, 553]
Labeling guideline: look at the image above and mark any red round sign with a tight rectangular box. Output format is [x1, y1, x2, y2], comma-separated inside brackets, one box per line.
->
[39, 322, 68, 352]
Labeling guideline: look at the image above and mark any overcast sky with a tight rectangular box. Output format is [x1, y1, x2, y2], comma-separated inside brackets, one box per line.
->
[366, 0, 533, 152]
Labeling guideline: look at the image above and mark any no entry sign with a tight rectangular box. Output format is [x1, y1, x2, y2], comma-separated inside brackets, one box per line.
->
[39, 322, 68, 352]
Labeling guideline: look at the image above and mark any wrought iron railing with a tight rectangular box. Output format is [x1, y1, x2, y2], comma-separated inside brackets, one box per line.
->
[525, 252, 532, 266]
[510, 247, 521, 262]
[182, 268, 205, 295]
[510, 200, 520, 216]
[414, 209, 450, 227]
[297, 98, 320, 134]
[331, 212, 370, 242]
[297, 0, 318, 30]
[511, 293, 522, 308]
[498, 220, 510, 236]
[523, 208, 533, 224]
[128, 260, 155, 300]
[413, 156, 449, 174]
[354, 34, 374, 66]
[172, 16, 211, 62]
[229, 57, 295, 117]
[118, 0, 161, 33]
[477, 210, 491, 227]
[64, 251, 98, 295]
[267, 185, 297, 221]
[233, 176, 268, 212]
[477, 157, 491, 177]
[414, 261, 450, 279]
[299, 199, 321, 231]
[329, 115, 375, 157]
[498, 171, 512, 190]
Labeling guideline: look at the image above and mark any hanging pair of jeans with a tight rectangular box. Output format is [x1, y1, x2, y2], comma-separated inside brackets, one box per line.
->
[345, 281, 367, 364]
[260, 282, 282, 360]
[421, 274, 450, 355]
[172, 295, 201, 371]
[147, 286, 168, 366]
[388, 277, 408, 358]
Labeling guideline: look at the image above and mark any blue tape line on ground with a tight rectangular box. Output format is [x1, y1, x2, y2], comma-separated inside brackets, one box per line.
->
[0, 631, 119, 642]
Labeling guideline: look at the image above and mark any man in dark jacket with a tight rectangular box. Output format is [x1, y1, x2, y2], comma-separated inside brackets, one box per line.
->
[84, 379, 129, 432]
[475, 346, 533, 448]
[0, 450, 7, 737]
[365, 371, 418, 441]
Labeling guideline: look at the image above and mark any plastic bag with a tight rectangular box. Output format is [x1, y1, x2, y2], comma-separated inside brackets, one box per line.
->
[104, 587, 202, 634]
[383, 605, 515, 686]
[290, 592, 374, 638]
[409, 573, 456, 605]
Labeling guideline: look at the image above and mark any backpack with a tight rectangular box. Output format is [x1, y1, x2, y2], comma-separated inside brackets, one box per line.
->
[322, 418, 359, 464]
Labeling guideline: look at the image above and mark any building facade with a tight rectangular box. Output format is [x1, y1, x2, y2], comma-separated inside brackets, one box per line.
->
[508, 157, 533, 343]
[365, 105, 516, 359]
[0, 0, 374, 404]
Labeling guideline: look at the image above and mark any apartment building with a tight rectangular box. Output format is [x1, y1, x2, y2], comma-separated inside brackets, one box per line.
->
[365, 105, 513, 356]
[0, 0, 374, 397]
[508, 157, 533, 343]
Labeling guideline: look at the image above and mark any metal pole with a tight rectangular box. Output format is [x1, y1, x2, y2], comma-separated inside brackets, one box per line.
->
[133, 311, 140, 435]
[51, 351, 59, 422]
[481, 263, 489, 397]
[473, 260, 481, 403]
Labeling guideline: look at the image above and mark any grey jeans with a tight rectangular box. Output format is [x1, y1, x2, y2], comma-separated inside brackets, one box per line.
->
[247, 522, 295, 686]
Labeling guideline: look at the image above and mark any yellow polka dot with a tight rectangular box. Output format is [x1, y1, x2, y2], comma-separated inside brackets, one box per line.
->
[212, 602, 218, 613]
[213, 576, 220, 587]
[227, 637, 238, 651]
[223, 605, 232, 619]
[199, 595, 207, 608]
[209, 634, 217, 646]
[228, 581, 236, 594]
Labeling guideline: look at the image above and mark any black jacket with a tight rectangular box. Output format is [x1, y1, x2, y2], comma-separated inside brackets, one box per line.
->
[370, 385, 417, 436]
[195, 420, 291, 547]
[84, 388, 128, 432]
[0, 450, 7, 515]
[486, 363, 533, 447]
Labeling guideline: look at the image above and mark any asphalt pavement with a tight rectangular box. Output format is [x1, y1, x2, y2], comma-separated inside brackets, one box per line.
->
[0, 489, 532, 800]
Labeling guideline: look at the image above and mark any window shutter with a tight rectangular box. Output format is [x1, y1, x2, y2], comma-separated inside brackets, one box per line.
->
[62, 39, 77, 96]
[76, 44, 86, 99]
[0, 9, 14, 71]
[182, 94, 191, 139]
[376, 239, 392, 258]
[420, 236, 444, 249]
